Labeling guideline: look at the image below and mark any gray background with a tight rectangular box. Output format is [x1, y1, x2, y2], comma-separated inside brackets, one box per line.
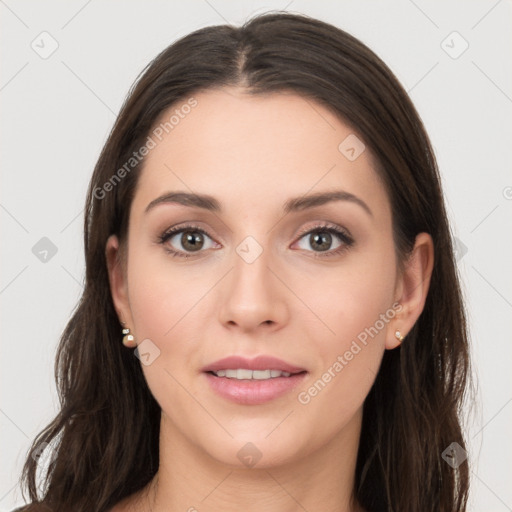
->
[1, 0, 511, 510]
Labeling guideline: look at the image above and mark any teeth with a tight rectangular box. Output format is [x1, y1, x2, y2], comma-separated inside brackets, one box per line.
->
[252, 370, 271, 379]
[235, 369, 252, 379]
[212, 368, 293, 379]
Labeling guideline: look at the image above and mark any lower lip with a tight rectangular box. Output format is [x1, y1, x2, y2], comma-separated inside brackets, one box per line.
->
[204, 371, 308, 405]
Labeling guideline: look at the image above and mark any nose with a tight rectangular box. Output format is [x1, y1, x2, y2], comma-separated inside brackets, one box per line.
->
[217, 241, 289, 333]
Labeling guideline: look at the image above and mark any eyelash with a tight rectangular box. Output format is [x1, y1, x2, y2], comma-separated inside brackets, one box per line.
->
[157, 222, 354, 259]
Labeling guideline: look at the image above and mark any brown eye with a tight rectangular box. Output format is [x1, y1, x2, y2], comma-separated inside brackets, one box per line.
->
[294, 224, 354, 258]
[158, 224, 217, 258]
[179, 230, 205, 251]
[297, 230, 339, 252]
[307, 231, 333, 252]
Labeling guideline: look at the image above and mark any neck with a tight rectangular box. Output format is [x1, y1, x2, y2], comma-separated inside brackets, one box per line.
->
[135, 408, 364, 512]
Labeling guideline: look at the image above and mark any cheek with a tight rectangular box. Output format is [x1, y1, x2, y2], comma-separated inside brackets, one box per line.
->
[295, 250, 397, 349]
[293, 273, 392, 432]
[124, 253, 206, 410]
[126, 243, 205, 338]
[292, 248, 396, 403]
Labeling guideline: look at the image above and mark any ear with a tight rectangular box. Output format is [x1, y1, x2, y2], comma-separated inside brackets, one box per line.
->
[386, 232, 435, 350]
[105, 234, 134, 330]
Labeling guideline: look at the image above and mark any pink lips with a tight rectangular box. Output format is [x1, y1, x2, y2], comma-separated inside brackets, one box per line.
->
[202, 355, 307, 405]
[201, 355, 306, 374]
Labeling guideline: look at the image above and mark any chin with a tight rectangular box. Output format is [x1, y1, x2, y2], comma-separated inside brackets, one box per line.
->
[195, 428, 312, 470]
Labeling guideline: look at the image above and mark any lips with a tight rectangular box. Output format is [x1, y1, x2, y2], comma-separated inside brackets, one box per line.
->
[201, 355, 308, 405]
[201, 355, 306, 374]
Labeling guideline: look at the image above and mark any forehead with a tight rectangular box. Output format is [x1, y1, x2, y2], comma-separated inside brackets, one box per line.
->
[131, 87, 390, 221]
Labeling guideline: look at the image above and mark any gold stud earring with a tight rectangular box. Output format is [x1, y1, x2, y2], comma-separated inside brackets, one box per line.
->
[122, 326, 136, 347]
[395, 330, 405, 342]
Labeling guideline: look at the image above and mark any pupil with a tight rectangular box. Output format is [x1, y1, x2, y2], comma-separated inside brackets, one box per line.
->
[183, 231, 203, 251]
[312, 232, 331, 251]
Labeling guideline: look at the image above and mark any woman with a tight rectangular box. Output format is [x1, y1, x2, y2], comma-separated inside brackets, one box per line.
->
[14, 11, 471, 512]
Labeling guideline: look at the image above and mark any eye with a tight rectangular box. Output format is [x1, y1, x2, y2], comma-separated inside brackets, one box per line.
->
[158, 222, 354, 259]
[294, 223, 354, 258]
[158, 224, 218, 258]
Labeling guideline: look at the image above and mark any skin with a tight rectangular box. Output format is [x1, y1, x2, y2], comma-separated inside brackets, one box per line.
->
[106, 86, 434, 512]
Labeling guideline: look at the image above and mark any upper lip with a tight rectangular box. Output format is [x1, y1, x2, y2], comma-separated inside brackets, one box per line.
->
[201, 355, 306, 374]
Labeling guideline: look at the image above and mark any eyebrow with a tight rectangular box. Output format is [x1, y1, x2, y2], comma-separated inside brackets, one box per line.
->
[144, 190, 373, 217]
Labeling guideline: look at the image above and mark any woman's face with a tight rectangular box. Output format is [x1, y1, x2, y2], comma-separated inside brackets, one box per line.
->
[108, 87, 406, 468]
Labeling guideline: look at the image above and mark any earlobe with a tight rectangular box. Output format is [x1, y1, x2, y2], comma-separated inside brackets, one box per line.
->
[386, 232, 435, 350]
[386, 325, 406, 350]
[105, 234, 133, 329]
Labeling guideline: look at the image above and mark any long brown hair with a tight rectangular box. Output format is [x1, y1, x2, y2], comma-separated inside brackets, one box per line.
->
[16, 11, 471, 512]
